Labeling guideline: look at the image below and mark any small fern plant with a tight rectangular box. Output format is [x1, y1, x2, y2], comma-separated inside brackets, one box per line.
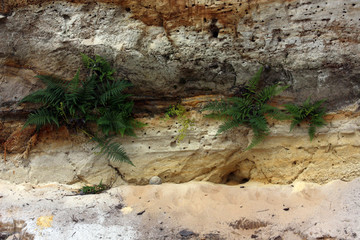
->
[202, 67, 288, 150]
[285, 98, 327, 140]
[20, 54, 144, 165]
[163, 104, 195, 143]
[79, 180, 108, 195]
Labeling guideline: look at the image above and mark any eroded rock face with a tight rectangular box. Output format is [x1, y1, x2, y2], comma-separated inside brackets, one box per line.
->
[1, 0, 360, 111]
[1, 0, 360, 185]
[2, 100, 360, 186]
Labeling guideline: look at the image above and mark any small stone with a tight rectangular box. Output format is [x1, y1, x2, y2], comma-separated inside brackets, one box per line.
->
[0, 14, 5, 19]
[283, 208, 290, 211]
[251, 234, 258, 238]
[149, 176, 162, 185]
[179, 229, 195, 237]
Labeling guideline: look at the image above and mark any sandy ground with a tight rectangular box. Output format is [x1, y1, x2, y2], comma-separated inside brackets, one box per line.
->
[1, 178, 360, 240]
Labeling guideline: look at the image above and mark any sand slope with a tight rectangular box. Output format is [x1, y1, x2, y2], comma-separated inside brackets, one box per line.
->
[1, 179, 360, 239]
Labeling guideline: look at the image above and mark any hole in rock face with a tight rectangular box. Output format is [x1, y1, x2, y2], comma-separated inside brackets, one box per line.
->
[224, 160, 255, 185]
[225, 171, 250, 185]
[62, 14, 70, 20]
[209, 19, 219, 38]
[211, 27, 219, 38]
[170, 141, 176, 147]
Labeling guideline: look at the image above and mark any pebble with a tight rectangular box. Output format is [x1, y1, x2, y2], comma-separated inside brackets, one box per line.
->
[179, 229, 195, 237]
[149, 176, 162, 185]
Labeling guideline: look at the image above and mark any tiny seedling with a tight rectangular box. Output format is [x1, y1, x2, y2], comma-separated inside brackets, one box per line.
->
[163, 104, 195, 143]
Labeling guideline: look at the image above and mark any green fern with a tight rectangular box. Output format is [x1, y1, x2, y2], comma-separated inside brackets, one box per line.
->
[203, 66, 287, 150]
[80, 180, 109, 195]
[99, 80, 133, 105]
[81, 54, 115, 82]
[285, 98, 327, 140]
[20, 54, 142, 164]
[97, 111, 131, 136]
[23, 108, 59, 129]
[91, 135, 133, 165]
[21, 76, 67, 107]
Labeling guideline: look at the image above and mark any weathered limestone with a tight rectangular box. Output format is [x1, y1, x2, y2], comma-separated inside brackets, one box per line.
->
[0, 0, 360, 185]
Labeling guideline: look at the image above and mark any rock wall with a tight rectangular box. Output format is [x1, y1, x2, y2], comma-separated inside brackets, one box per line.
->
[1, 0, 360, 110]
[1, 0, 360, 185]
[2, 98, 360, 186]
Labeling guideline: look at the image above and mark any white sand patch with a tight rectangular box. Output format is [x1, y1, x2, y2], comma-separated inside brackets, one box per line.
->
[1, 179, 360, 239]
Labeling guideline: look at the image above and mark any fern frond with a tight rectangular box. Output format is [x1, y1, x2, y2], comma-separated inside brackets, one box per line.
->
[122, 120, 147, 137]
[289, 119, 301, 131]
[244, 116, 270, 150]
[20, 89, 50, 104]
[97, 111, 131, 136]
[245, 134, 266, 150]
[64, 70, 83, 116]
[308, 124, 316, 141]
[67, 70, 80, 90]
[246, 66, 263, 93]
[36, 75, 65, 86]
[46, 85, 66, 106]
[202, 100, 228, 113]
[309, 99, 325, 109]
[94, 55, 115, 81]
[286, 98, 327, 140]
[99, 80, 133, 105]
[249, 115, 269, 134]
[21, 76, 67, 106]
[257, 85, 288, 104]
[284, 104, 300, 116]
[23, 108, 59, 129]
[107, 94, 132, 108]
[81, 53, 95, 69]
[310, 116, 326, 127]
[217, 119, 241, 134]
[262, 104, 289, 120]
[92, 136, 133, 165]
[229, 97, 253, 112]
[77, 76, 97, 111]
[82, 54, 115, 82]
